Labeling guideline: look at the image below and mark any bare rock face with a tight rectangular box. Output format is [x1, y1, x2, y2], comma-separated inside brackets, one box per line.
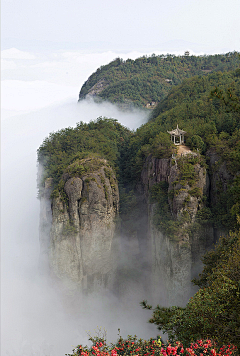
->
[149, 217, 192, 306]
[141, 154, 214, 306]
[39, 177, 53, 272]
[79, 79, 108, 100]
[86, 79, 108, 97]
[39, 157, 119, 293]
[141, 156, 171, 194]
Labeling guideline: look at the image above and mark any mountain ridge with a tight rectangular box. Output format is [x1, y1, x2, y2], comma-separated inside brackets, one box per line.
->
[37, 52, 240, 304]
[78, 51, 240, 109]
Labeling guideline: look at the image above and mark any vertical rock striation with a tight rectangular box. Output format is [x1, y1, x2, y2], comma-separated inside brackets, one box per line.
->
[39, 150, 232, 303]
[39, 157, 119, 293]
[141, 153, 214, 306]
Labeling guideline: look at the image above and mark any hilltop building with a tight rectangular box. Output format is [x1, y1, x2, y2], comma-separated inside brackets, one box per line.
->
[167, 125, 186, 145]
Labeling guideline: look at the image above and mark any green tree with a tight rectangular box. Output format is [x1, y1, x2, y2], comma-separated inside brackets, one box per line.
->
[142, 227, 240, 349]
[188, 134, 206, 153]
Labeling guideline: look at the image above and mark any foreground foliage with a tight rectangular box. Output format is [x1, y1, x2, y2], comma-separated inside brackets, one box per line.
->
[66, 334, 238, 356]
[141, 228, 240, 350]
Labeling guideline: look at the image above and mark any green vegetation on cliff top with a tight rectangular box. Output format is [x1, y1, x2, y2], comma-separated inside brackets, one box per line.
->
[133, 69, 240, 230]
[38, 54, 240, 230]
[79, 52, 240, 108]
[37, 118, 132, 194]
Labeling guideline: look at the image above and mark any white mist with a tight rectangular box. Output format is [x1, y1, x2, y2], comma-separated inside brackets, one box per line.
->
[1, 98, 156, 356]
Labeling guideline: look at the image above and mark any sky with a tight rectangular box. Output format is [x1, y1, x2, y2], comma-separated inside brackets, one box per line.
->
[2, 0, 240, 117]
[2, 0, 240, 53]
[1, 0, 240, 355]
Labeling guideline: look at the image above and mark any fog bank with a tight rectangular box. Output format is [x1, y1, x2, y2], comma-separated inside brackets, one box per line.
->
[1, 99, 155, 356]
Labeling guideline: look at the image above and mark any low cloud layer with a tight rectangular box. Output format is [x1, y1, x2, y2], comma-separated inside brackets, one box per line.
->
[2, 48, 208, 117]
[1, 98, 153, 356]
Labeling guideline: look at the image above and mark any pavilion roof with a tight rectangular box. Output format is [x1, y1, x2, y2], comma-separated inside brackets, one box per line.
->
[167, 124, 186, 135]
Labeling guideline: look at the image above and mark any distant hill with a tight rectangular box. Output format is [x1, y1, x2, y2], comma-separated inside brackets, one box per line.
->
[79, 51, 240, 108]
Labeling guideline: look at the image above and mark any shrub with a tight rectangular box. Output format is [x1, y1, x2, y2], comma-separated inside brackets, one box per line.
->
[188, 187, 202, 198]
[141, 229, 240, 350]
[66, 334, 238, 356]
[189, 135, 206, 154]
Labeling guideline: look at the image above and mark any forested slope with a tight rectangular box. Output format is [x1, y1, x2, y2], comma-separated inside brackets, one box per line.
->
[39, 55, 240, 349]
[79, 52, 240, 108]
[40, 66, 240, 231]
[120, 69, 240, 230]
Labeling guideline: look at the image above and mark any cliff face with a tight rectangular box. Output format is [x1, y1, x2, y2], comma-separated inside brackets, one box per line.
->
[39, 157, 119, 292]
[39, 149, 233, 302]
[141, 154, 214, 306]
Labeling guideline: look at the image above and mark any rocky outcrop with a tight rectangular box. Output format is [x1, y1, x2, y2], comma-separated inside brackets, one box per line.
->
[141, 156, 171, 194]
[141, 154, 214, 306]
[39, 149, 233, 303]
[79, 79, 108, 100]
[39, 177, 53, 272]
[39, 157, 119, 292]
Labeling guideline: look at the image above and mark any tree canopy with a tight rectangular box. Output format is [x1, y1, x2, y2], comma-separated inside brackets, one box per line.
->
[39, 64, 240, 231]
[79, 52, 240, 108]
